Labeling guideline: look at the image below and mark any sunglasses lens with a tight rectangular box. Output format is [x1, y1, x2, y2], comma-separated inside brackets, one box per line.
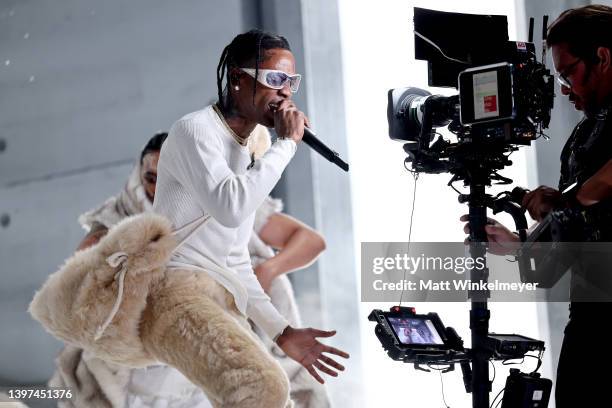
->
[260, 71, 301, 93]
[556, 74, 571, 88]
[265, 71, 289, 88]
[289, 75, 301, 93]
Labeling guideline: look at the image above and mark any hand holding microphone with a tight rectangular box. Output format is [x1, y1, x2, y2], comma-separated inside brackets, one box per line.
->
[272, 100, 306, 143]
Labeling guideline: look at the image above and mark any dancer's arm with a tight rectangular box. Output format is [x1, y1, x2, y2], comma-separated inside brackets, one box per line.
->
[255, 213, 326, 291]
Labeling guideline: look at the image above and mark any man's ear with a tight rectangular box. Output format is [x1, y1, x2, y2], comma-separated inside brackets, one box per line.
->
[596, 46, 611, 73]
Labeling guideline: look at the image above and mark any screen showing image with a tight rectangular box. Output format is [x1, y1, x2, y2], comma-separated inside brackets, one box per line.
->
[472, 70, 499, 120]
[387, 317, 444, 345]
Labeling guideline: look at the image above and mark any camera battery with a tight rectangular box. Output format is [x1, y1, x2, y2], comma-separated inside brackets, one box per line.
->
[501, 369, 552, 408]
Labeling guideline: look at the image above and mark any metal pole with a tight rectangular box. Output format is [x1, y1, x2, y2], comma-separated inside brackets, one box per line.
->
[468, 179, 491, 408]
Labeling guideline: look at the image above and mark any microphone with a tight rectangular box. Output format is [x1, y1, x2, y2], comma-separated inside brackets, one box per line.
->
[302, 127, 349, 172]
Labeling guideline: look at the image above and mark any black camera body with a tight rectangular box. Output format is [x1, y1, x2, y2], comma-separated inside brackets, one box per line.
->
[387, 8, 554, 182]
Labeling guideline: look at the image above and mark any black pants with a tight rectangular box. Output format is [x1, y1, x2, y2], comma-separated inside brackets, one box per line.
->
[555, 304, 612, 407]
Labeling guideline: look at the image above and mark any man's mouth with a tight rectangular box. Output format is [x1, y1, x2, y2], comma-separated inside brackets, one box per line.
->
[269, 103, 279, 112]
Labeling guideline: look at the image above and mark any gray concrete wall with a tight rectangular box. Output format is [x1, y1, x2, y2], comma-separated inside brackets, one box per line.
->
[0, 0, 247, 385]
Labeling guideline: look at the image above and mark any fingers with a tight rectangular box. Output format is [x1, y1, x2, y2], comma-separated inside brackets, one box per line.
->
[461, 214, 471, 235]
[274, 102, 305, 142]
[306, 358, 344, 385]
[299, 334, 349, 384]
[276, 99, 297, 111]
[319, 355, 345, 371]
[484, 224, 503, 236]
[311, 328, 336, 338]
[522, 193, 540, 220]
[521, 186, 560, 221]
[462, 214, 503, 237]
[460, 214, 498, 224]
[308, 353, 346, 384]
[306, 365, 325, 384]
[304, 115, 311, 128]
[322, 344, 350, 359]
[521, 189, 538, 208]
[313, 360, 338, 377]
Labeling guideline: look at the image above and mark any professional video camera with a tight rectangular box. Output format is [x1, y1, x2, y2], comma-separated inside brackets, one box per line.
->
[388, 8, 554, 185]
[372, 8, 556, 408]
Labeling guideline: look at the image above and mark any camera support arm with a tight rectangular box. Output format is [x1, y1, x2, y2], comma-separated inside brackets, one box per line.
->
[465, 176, 494, 408]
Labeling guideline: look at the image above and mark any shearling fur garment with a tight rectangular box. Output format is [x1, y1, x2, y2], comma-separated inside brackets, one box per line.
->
[48, 346, 129, 408]
[30, 213, 291, 407]
[29, 213, 175, 367]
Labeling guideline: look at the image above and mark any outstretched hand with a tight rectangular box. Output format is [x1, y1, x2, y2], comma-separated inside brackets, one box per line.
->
[276, 326, 349, 384]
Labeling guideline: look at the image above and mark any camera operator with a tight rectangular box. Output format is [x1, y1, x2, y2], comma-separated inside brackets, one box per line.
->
[463, 5, 612, 406]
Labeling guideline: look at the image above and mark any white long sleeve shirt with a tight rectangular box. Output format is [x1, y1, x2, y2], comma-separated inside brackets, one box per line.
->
[153, 105, 296, 339]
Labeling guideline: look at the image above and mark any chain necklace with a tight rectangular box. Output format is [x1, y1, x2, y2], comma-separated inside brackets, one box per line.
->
[212, 104, 248, 146]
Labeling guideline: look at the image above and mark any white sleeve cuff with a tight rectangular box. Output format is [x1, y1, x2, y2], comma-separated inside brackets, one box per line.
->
[247, 298, 290, 340]
[274, 138, 297, 155]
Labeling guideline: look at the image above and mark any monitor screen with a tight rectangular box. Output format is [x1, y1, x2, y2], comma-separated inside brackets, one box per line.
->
[387, 317, 444, 345]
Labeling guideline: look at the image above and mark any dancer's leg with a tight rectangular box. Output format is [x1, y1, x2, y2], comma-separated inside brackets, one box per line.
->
[140, 269, 290, 408]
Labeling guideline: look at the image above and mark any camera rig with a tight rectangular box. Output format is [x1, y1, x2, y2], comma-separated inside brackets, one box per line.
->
[368, 306, 551, 407]
[373, 8, 557, 408]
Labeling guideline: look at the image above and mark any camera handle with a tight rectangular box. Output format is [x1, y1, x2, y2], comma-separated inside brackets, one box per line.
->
[488, 190, 529, 242]
[460, 189, 530, 242]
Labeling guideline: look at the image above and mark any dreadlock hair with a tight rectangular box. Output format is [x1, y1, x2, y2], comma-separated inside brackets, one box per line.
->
[140, 132, 168, 164]
[216, 29, 291, 114]
[547, 5, 612, 65]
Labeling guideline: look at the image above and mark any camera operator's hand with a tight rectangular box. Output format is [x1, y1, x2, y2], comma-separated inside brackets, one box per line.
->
[522, 186, 562, 221]
[461, 215, 520, 256]
[276, 326, 349, 384]
[273, 99, 308, 143]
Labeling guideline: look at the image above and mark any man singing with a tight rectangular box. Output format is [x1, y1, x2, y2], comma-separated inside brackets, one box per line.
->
[150, 29, 348, 407]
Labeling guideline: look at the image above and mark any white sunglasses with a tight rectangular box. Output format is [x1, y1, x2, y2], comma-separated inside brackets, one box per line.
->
[240, 68, 301, 93]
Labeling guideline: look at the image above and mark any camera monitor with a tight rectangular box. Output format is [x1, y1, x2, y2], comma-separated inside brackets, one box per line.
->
[386, 316, 445, 346]
[458, 63, 515, 125]
[369, 307, 464, 362]
[414, 7, 509, 88]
